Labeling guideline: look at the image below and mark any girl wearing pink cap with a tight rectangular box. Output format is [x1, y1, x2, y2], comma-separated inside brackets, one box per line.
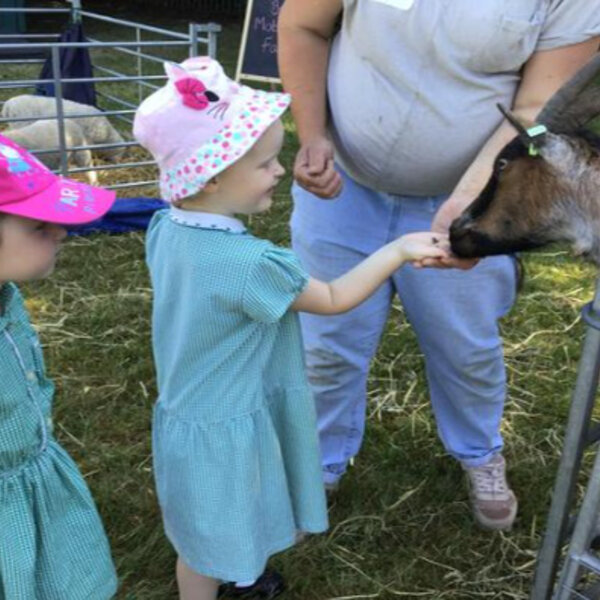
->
[0, 136, 117, 598]
[134, 57, 449, 600]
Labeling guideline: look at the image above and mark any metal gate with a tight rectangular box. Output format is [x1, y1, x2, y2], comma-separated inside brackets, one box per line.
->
[0, 0, 221, 194]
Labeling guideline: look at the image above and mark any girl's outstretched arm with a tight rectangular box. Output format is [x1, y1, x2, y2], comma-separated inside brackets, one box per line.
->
[291, 232, 449, 315]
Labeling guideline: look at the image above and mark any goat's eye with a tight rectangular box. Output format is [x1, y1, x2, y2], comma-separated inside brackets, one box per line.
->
[497, 159, 509, 171]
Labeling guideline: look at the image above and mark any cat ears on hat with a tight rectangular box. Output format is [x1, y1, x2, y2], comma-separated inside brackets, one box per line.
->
[164, 60, 221, 111]
[164, 58, 221, 84]
[164, 60, 194, 82]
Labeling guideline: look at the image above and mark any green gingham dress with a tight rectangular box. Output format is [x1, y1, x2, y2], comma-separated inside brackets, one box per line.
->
[146, 209, 328, 582]
[0, 283, 117, 600]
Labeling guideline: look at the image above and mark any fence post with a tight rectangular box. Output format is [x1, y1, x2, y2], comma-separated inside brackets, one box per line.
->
[51, 46, 69, 177]
[191, 23, 221, 59]
[530, 277, 600, 599]
[68, 0, 82, 24]
[207, 22, 219, 59]
[136, 26, 143, 103]
[189, 22, 198, 58]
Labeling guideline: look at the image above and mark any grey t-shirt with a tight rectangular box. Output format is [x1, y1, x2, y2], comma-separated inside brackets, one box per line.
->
[327, 0, 600, 196]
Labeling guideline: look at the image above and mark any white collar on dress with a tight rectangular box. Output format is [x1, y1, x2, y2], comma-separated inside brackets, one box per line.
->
[169, 207, 247, 233]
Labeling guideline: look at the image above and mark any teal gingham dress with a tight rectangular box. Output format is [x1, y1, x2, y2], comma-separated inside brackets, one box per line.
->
[0, 283, 117, 600]
[146, 209, 328, 582]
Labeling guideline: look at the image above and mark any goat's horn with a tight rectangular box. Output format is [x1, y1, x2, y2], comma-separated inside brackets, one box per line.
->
[497, 104, 533, 142]
[537, 53, 600, 133]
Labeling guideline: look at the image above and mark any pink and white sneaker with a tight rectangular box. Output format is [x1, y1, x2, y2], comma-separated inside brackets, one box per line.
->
[464, 454, 518, 531]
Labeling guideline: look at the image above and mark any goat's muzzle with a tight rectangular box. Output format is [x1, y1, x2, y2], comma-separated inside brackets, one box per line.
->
[449, 215, 482, 258]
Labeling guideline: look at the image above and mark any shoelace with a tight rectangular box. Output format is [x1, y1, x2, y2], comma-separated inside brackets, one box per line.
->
[470, 463, 508, 496]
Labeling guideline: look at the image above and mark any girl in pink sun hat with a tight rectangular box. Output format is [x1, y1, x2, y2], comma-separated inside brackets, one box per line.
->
[134, 56, 449, 600]
[0, 135, 117, 599]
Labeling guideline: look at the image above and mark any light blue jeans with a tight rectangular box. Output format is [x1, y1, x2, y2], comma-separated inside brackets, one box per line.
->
[290, 168, 517, 485]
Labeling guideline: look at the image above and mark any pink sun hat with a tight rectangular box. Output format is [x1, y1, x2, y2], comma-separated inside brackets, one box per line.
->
[0, 135, 116, 225]
[133, 56, 290, 203]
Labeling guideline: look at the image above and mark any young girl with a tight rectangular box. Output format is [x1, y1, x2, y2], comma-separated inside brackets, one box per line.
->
[0, 136, 118, 598]
[133, 57, 450, 600]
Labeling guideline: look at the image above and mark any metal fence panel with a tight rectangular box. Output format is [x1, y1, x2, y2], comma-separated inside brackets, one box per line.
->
[0, 3, 221, 194]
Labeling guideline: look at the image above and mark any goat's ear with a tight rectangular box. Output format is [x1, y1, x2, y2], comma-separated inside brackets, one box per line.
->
[537, 53, 600, 134]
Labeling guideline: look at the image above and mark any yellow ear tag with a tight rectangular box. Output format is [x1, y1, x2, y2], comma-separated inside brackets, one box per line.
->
[526, 124, 548, 157]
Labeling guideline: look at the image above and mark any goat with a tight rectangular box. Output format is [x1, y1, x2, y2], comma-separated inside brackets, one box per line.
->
[2, 120, 97, 185]
[450, 54, 600, 264]
[1, 95, 125, 162]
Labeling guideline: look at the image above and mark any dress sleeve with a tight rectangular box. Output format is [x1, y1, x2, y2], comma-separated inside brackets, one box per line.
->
[243, 246, 309, 323]
[147, 208, 169, 232]
[537, 0, 600, 51]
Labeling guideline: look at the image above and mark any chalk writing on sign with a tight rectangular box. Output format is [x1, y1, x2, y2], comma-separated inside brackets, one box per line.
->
[236, 0, 284, 83]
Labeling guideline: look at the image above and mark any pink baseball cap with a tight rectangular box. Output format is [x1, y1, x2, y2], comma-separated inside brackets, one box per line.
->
[0, 135, 116, 225]
[133, 56, 290, 203]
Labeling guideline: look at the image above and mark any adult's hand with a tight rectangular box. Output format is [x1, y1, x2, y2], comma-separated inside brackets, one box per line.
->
[294, 136, 343, 199]
[414, 255, 479, 270]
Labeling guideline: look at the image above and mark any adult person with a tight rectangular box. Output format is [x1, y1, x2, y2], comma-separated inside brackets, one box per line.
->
[278, 0, 600, 530]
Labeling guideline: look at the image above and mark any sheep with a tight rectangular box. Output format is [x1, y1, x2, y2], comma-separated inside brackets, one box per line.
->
[1, 95, 125, 162]
[2, 120, 98, 185]
[449, 54, 600, 264]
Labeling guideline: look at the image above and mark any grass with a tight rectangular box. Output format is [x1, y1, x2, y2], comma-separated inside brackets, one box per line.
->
[5, 4, 600, 599]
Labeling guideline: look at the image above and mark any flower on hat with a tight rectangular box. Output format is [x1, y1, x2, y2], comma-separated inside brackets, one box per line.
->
[175, 77, 220, 111]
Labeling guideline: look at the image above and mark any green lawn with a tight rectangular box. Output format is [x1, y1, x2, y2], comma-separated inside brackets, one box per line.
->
[8, 4, 600, 599]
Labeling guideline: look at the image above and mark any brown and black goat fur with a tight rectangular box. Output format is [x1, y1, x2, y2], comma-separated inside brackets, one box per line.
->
[450, 54, 600, 264]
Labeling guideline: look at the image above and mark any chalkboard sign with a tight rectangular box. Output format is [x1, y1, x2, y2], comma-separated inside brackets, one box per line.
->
[235, 0, 283, 83]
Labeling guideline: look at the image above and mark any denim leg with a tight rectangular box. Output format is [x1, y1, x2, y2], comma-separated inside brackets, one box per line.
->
[391, 196, 517, 467]
[290, 176, 395, 484]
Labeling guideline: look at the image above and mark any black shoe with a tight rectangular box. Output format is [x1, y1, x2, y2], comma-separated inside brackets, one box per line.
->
[218, 569, 285, 599]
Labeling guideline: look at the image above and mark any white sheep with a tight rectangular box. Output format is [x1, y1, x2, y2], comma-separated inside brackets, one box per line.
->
[2, 120, 98, 185]
[1, 95, 125, 161]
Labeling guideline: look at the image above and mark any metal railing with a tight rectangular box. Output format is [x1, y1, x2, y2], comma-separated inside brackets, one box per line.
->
[0, 1, 221, 193]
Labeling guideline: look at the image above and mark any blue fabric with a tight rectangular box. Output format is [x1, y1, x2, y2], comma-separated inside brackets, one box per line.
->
[290, 167, 518, 484]
[69, 198, 168, 235]
[0, 0, 24, 35]
[36, 23, 96, 107]
[146, 210, 328, 582]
